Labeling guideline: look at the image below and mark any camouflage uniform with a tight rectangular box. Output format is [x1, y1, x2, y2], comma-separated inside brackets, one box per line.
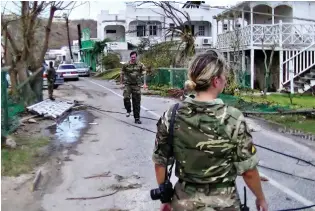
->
[152, 96, 259, 211]
[121, 61, 146, 120]
[47, 66, 56, 99]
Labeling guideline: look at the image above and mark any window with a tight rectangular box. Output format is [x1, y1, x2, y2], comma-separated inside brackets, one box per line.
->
[198, 25, 205, 36]
[137, 25, 146, 37]
[106, 30, 116, 34]
[74, 63, 88, 68]
[149, 25, 157, 36]
[235, 24, 241, 28]
[58, 65, 76, 70]
[223, 24, 228, 31]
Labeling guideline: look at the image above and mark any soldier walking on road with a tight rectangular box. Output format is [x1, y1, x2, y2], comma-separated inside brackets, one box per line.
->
[152, 50, 268, 211]
[120, 51, 146, 124]
[47, 61, 56, 101]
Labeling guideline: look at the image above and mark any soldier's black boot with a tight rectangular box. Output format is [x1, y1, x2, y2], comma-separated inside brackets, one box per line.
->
[49, 96, 55, 101]
[135, 119, 142, 124]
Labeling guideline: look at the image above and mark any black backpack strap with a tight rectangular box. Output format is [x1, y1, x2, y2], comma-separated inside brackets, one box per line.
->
[165, 103, 180, 180]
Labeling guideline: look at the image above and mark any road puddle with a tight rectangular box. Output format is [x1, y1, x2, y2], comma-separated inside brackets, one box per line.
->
[46, 111, 90, 144]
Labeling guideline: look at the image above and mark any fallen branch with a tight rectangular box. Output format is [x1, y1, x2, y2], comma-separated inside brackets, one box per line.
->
[66, 190, 118, 200]
[84, 171, 111, 179]
[31, 169, 41, 192]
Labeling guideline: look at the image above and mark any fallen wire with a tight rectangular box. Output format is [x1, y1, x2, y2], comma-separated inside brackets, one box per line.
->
[255, 144, 315, 167]
[258, 164, 315, 182]
[87, 104, 315, 182]
[276, 204, 315, 211]
[66, 190, 118, 200]
[86, 105, 159, 121]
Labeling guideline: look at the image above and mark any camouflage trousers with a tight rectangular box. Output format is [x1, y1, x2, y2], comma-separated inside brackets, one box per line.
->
[170, 181, 241, 211]
[48, 82, 54, 98]
[123, 84, 141, 120]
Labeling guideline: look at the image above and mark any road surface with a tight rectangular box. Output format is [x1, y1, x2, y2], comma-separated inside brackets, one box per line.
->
[42, 78, 315, 211]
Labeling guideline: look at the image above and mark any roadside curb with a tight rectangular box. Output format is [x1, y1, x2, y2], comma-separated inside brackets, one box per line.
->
[248, 115, 315, 141]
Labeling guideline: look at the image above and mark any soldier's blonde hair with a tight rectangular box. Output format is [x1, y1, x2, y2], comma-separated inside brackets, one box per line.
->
[185, 50, 228, 92]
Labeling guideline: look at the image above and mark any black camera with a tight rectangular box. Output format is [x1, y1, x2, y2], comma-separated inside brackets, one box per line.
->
[150, 179, 174, 203]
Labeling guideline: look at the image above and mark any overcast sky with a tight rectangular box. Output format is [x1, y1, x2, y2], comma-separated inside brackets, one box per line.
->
[1, 1, 239, 20]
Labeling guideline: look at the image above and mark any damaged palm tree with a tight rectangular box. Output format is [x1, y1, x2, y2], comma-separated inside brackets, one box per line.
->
[139, 1, 196, 67]
[1, 1, 76, 106]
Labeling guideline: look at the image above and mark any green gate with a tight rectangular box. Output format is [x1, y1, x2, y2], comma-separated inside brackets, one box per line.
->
[1, 69, 25, 136]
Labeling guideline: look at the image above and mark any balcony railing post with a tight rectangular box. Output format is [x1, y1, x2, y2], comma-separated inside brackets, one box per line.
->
[279, 20, 283, 89]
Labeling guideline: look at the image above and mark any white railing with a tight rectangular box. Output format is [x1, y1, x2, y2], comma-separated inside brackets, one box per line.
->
[281, 43, 315, 87]
[216, 22, 315, 49]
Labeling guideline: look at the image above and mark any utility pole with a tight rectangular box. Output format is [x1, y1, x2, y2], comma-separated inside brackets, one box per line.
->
[77, 24, 82, 62]
[63, 13, 73, 61]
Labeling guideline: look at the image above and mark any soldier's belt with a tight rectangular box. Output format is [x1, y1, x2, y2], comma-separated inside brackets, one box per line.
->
[178, 179, 235, 190]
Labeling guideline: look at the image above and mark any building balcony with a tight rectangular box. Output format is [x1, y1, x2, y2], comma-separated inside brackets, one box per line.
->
[216, 22, 315, 50]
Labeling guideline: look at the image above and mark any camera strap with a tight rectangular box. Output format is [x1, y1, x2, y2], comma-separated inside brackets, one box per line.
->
[164, 103, 180, 180]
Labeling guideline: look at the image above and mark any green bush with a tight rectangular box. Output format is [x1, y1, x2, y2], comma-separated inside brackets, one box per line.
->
[102, 53, 121, 70]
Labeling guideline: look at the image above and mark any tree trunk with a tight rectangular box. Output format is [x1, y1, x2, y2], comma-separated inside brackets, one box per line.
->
[30, 67, 44, 103]
[8, 67, 18, 94]
[16, 61, 36, 105]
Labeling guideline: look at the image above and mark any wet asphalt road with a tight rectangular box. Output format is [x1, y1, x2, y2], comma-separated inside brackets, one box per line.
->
[42, 78, 315, 211]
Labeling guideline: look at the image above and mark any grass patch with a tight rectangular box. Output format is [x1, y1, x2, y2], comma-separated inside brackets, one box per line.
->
[1, 136, 50, 176]
[240, 94, 315, 109]
[101, 68, 121, 80]
[262, 114, 315, 135]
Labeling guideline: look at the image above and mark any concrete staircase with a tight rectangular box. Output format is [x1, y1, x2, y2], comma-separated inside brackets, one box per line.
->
[295, 68, 315, 93]
[281, 43, 315, 93]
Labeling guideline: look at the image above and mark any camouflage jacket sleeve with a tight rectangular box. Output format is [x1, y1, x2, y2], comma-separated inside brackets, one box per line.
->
[139, 62, 146, 75]
[232, 114, 259, 175]
[152, 107, 174, 167]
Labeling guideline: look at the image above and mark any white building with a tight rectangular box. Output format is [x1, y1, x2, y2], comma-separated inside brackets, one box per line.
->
[97, 1, 315, 93]
[97, 2, 221, 57]
[215, 1, 315, 93]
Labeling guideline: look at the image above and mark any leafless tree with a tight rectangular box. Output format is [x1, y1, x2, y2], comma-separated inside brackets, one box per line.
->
[261, 30, 276, 96]
[1, 1, 75, 105]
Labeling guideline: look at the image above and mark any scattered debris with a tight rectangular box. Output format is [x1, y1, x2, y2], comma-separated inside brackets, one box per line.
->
[109, 183, 142, 191]
[5, 136, 17, 149]
[115, 148, 124, 151]
[28, 118, 37, 123]
[84, 171, 111, 179]
[66, 190, 118, 200]
[114, 174, 141, 182]
[27, 99, 75, 119]
[31, 169, 41, 192]
[19, 115, 38, 124]
[260, 176, 269, 182]
[91, 139, 99, 142]
[89, 122, 98, 125]
[72, 105, 88, 111]
[114, 174, 125, 182]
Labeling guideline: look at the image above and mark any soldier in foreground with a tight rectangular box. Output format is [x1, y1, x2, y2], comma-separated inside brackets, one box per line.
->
[152, 51, 268, 211]
[120, 51, 146, 124]
[47, 61, 56, 101]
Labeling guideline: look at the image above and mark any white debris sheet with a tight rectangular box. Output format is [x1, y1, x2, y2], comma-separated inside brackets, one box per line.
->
[26, 99, 75, 119]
